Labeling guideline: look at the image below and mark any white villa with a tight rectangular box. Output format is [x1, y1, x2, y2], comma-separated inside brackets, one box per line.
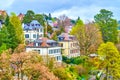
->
[26, 37, 62, 62]
[23, 20, 44, 43]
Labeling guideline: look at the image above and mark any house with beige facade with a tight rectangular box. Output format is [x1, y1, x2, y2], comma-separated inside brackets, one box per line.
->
[58, 33, 80, 58]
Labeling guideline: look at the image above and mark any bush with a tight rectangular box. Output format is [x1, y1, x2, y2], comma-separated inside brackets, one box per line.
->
[62, 56, 84, 65]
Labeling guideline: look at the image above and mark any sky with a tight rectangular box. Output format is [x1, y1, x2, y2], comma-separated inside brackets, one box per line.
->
[0, 0, 120, 21]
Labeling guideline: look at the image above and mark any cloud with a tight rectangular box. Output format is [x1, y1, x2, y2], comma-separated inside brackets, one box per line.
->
[0, 0, 120, 21]
[0, 0, 15, 9]
[51, 5, 120, 22]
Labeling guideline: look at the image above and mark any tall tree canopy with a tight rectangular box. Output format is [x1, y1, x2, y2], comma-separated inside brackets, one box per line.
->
[22, 10, 45, 26]
[22, 10, 35, 23]
[94, 9, 118, 43]
[10, 14, 24, 44]
[71, 20, 103, 55]
[0, 13, 24, 51]
[34, 14, 44, 26]
[98, 42, 120, 79]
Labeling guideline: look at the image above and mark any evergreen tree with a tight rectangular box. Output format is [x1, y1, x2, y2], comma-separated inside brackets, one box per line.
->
[0, 26, 8, 53]
[94, 9, 118, 43]
[10, 14, 24, 44]
[7, 22, 18, 49]
[22, 10, 35, 23]
[4, 15, 9, 26]
[48, 13, 52, 20]
[34, 14, 44, 26]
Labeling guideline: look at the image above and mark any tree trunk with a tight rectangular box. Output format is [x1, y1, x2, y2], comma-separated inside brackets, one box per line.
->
[18, 72, 20, 80]
[105, 65, 108, 80]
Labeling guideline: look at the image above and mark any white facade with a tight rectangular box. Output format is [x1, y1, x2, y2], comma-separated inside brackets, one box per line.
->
[24, 29, 43, 42]
[23, 20, 44, 42]
[26, 47, 62, 62]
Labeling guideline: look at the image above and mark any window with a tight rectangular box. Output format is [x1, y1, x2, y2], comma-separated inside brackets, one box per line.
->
[25, 34, 29, 38]
[57, 49, 59, 53]
[54, 49, 56, 53]
[40, 28, 42, 32]
[59, 49, 61, 53]
[34, 50, 40, 54]
[37, 29, 39, 32]
[49, 50, 51, 54]
[38, 50, 40, 54]
[49, 50, 54, 54]
[33, 34, 36, 38]
[51, 50, 53, 53]
[57, 56, 61, 61]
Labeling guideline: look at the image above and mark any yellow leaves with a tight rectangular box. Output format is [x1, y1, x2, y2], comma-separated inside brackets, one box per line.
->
[98, 42, 119, 58]
[98, 42, 120, 79]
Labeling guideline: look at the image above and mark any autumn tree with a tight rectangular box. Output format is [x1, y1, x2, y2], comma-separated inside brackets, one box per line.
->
[71, 20, 103, 55]
[57, 15, 71, 32]
[98, 42, 120, 79]
[94, 9, 118, 43]
[51, 32, 58, 41]
[0, 50, 12, 80]
[47, 24, 53, 34]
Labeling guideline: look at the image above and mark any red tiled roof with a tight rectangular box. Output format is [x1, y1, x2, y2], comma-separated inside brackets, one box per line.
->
[41, 41, 50, 47]
[0, 10, 7, 16]
[41, 37, 50, 47]
[27, 43, 34, 46]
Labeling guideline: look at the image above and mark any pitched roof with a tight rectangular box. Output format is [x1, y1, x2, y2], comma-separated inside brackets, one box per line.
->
[58, 33, 75, 41]
[23, 20, 43, 30]
[27, 37, 58, 48]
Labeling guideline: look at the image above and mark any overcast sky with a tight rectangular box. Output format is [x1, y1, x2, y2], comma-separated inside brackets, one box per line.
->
[0, 0, 120, 21]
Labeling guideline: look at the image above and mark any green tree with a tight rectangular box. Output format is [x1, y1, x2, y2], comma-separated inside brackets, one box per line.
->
[0, 25, 8, 46]
[0, 43, 7, 54]
[98, 42, 120, 79]
[22, 10, 35, 23]
[10, 14, 24, 44]
[94, 9, 118, 43]
[4, 15, 9, 26]
[0, 25, 10, 52]
[7, 22, 18, 49]
[34, 14, 44, 26]
[0, 15, 21, 50]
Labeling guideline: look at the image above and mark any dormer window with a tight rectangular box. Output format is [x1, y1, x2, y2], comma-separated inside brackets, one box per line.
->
[35, 24, 38, 26]
[31, 24, 34, 26]
[27, 24, 30, 26]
